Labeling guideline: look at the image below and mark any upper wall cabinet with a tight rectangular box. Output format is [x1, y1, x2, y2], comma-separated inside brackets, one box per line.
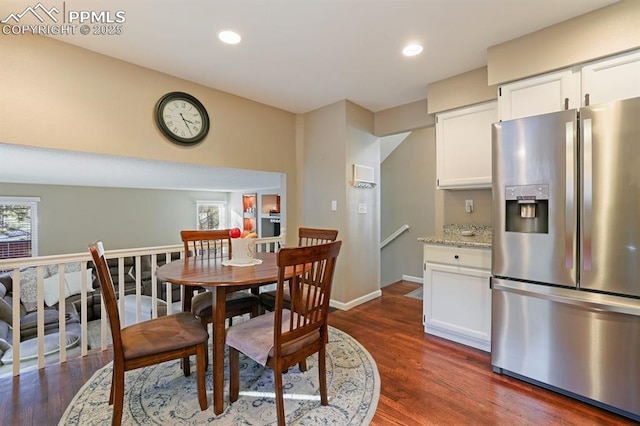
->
[498, 69, 580, 121]
[436, 101, 498, 190]
[499, 49, 640, 121]
[582, 49, 640, 106]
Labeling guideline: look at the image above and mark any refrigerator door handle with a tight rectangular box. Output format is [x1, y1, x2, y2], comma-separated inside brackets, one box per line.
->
[583, 118, 593, 270]
[565, 121, 574, 269]
[492, 279, 640, 318]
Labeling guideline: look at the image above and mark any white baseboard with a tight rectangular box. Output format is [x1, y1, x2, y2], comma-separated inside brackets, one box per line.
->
[402, 274, 422, 284]
[330, 289, 382, 311]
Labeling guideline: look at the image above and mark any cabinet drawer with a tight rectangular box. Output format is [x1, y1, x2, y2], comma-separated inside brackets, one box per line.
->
[424, 244, 491, 269]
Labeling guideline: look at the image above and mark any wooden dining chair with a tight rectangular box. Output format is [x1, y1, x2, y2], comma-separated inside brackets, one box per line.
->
[180, 230, 260, 336]
[89, 241, 208, 426]
[258, 227, 338, 312]
[226, 240, 342, 426]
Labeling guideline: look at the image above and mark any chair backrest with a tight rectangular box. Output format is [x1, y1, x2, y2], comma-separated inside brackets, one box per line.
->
[88, 241, 124, 357]
[181, 229, 231, 260]
[298, 227, 339, 247]
[274, 240, 342, 353]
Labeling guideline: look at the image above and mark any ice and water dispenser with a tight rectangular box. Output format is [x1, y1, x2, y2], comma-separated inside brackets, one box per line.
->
[505, 184, 549, 233]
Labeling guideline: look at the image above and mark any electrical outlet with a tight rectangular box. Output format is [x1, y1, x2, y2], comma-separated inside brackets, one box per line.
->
[358, 203, 367, 214]
[465, 199, 474, 213]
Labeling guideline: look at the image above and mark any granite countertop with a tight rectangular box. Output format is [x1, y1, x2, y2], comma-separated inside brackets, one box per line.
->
[418, 224, 492, 248]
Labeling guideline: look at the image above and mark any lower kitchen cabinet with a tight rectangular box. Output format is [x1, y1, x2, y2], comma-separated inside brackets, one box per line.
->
[423, 244, 491, 352]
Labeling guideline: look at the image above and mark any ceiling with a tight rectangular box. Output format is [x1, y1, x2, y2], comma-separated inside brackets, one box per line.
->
[0, 0, 619, 191]
[35, 0, 617, 114]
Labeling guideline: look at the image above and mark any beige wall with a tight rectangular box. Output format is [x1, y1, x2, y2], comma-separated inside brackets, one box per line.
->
[301, 102, 347, 231]
[381, 127, 435, 285]
[344, 101, 379, 302]
[488, 0, 640, 85]
[427, 67, 497, 114]
[374, 99, 434, 137]
[0, 35, 300, 245]
[301, 101, 379, 305]
[1, 183, 229, 255]
[436, 189, 492, 233]
[302, 102, 349, 302]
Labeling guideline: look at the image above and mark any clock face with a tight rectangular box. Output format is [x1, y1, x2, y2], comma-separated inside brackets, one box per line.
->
[155, 92, 210, 145]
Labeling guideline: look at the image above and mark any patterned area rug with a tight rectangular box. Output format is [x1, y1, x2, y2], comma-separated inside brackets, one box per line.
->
[59, 327, 379, 425]
[405, 286, 423, 300]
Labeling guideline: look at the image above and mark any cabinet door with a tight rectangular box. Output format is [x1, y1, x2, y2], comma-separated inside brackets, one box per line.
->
[582, 49, 640, 106]
[498, 69, 580, 121]
[436, 101, 498, 189]
[423, 262, 491, 352]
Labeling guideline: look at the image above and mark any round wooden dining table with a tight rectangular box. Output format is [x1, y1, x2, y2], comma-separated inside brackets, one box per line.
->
[156, 251, 281, 415]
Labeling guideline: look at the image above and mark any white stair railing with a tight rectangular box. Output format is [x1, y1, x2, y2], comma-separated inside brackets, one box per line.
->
[0, 236, 283, 377]
[380, 224, 410, 249]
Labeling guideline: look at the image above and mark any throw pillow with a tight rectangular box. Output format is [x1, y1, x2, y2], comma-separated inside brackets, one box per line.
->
[65, 269, 94, 297]
[43, 273, 64, 307]
[43, 269, 95, 307]
[18, 267, 38, 312]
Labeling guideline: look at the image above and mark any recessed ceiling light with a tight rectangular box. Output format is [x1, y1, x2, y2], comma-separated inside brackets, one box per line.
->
[403, 44, 423, 57]
[218, 30, 241, 45]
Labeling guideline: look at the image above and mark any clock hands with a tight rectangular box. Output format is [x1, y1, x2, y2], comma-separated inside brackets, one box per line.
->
[180, 113, 194, 135]
[180, 113, 195, 124]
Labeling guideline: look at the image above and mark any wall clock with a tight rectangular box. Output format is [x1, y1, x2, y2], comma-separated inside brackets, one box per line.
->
[155, 92, 210, 145]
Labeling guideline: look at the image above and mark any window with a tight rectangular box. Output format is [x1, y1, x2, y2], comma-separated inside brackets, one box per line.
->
[0, 197, 40, 259]
[196, 201, 226, 230]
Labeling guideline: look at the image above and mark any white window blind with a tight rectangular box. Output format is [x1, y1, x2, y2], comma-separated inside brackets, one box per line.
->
[0, 197, 40, 259]
[196, 201, 226, 230]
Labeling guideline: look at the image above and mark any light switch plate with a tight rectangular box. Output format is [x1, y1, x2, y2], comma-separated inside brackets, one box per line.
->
[465, 199, 474, 213]
[331, 200, 337, 211]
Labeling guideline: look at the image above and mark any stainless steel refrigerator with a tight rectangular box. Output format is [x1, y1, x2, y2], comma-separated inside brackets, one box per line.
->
[491, 96, 640, 421]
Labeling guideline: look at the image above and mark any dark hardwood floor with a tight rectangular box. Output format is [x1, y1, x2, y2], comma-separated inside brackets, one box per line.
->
[1, 281, 636, 425]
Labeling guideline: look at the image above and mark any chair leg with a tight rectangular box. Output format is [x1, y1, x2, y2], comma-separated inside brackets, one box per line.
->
[229, 347, 240, 402]
[298, 359, 308, 372]
[318, 345, 328, 406]
[273, 365, 286, 426]
[182, 355, 191, 376]
[111, 366, 125, 426]
[199, 316, 210, 371]
[196, 343, 208, 410]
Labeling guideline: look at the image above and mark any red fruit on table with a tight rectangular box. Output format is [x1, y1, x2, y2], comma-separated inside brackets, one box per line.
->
[229, 228, 241, 238]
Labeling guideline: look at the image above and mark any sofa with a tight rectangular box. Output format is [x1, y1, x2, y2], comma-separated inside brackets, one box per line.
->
[0, 273, 81, 372]
[0, 251, 185, 362]
[68, 252, 183, 322]
[0, 250, 191, 375]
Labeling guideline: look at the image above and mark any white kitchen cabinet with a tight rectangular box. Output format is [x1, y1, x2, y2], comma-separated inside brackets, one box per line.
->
[435, 101, 498, 189]
[499, 49, 640, 121]
[423, 244, 491, 352]
[498, 68, 580, 121]
[582, 49, 640, 106]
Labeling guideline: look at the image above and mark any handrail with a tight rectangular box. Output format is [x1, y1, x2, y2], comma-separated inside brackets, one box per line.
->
[0, 235, 284, 377]
[380, 224, 410, 249]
